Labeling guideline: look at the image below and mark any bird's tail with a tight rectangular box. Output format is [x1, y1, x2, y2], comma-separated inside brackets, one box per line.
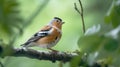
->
[21, 42, 36, 48]
[20, 44, 25, 47]
[20, 41, 31, 47]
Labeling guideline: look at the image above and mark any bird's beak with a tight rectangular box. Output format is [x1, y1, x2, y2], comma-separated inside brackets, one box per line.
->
[62, 22, 65, 24]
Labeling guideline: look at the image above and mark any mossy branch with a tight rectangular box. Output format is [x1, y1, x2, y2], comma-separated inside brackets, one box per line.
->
[12, 48, 77, 63]
[0, 45, 108, 67]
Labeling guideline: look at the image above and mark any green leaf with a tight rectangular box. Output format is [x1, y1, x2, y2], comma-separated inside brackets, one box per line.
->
[78, 25, 120, 53]
[78, 34, 104, 53]
[104, 38, 118, 52]
[104, 0, 120, 27]
[103, 25, 120, 52]
[70, 56, 82, 67]
[78, 25, 105, 53]
[78, 25, 120, 66]
[70, 53, 88, 67]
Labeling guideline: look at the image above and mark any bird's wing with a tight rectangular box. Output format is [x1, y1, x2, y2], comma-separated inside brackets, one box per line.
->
[21, 26, 52, 47]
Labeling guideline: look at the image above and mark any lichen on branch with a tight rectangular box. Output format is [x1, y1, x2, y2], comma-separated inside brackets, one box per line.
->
[13, 48, 77, 62]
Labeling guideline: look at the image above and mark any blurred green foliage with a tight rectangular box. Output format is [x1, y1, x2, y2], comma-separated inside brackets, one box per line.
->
[73, 0, 120, 67]
[1, 0, 120, 67]
[0, 0, 23, 43]
[105, 0, 120, 27]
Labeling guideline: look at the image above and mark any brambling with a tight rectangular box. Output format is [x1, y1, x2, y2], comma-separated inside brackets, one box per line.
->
[21, 17, 64, 52]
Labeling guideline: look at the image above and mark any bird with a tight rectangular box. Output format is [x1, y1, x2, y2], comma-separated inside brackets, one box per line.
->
[21, 17, 64, 52]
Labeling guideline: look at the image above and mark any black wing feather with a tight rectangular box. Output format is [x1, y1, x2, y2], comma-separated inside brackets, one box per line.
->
[21, 31, 49, 47]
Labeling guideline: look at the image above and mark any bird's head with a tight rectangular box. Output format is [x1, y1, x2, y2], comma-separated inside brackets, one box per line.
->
[49, 17, 64, 29]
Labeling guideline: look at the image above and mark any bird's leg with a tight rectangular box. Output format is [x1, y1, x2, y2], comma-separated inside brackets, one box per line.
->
[47, 48, 58, 53]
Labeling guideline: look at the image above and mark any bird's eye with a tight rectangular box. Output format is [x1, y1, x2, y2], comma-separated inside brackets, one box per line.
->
[56, 20, 59, 22]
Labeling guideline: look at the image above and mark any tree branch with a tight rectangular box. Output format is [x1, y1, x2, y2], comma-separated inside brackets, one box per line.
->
[13, 48, 77, 63]
[0, 46, 107, 67]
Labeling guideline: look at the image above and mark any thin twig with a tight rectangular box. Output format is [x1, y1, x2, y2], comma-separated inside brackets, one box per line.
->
[74, 0, 86, 33]
[78, 0, 83, 13]
[74, 3, 81, 15]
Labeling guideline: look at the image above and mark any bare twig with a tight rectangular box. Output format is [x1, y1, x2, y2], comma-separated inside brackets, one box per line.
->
[74, 0, 86, 33]
[78, 0, 83, 13]
[74, 3, 81, 15]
